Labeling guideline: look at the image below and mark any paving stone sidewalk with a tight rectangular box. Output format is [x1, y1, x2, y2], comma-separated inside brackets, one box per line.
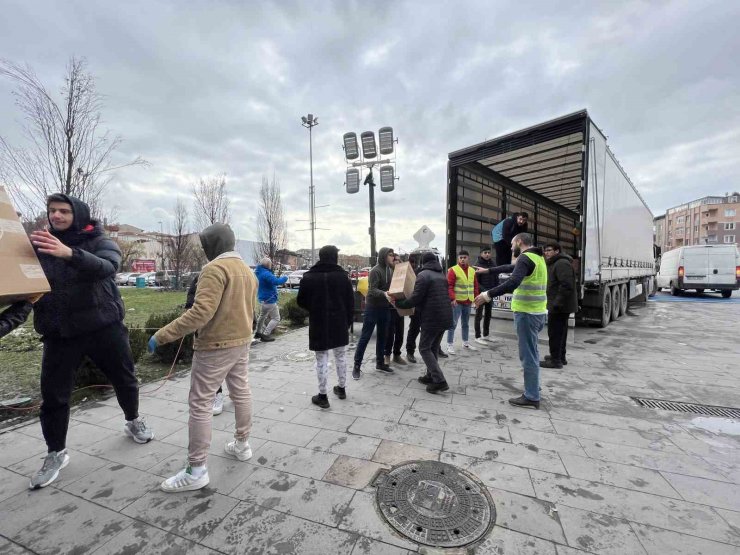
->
[1, 293, 739, 554]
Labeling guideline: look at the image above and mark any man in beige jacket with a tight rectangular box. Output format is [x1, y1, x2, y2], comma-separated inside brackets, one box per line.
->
[148, 223, 258, 492]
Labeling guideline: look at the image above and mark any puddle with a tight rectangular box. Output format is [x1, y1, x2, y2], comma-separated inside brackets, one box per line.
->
[689, 417, 740, 436]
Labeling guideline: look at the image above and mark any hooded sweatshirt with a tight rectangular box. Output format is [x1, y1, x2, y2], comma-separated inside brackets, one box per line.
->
[33, 193, 125, 338]
[365, 246, 394, 308]
[154, 223, 258, 350]
[546, 252, 578, 314]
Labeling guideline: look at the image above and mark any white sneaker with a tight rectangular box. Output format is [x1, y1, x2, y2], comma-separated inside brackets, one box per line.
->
[160, 466, 209, 492]
[447, 344, 455, 355]
[224, 439, 253, 461]
[212, 392, 224, 415]
[474, 337, 488, 346]
[463, 342, 477, 351]
[481, 336, 492, 342]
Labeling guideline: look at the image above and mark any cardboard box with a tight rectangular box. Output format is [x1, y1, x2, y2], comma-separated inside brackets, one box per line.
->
[0, 186, 51, 305]
[388, 261, 416, 316]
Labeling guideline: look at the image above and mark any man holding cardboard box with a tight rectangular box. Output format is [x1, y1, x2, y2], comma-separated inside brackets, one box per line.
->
[25, 193, 153, 489]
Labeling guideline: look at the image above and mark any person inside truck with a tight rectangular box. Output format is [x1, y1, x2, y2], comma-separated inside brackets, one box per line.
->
[493, 212, 529, 265]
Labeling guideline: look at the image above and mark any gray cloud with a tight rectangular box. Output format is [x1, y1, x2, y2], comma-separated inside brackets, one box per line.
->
[1, 0, 738, 255]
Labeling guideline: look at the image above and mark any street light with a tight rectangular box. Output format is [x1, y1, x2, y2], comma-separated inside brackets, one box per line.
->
[346, 169, 360, 194]
[158, 221, 164, 271]
[301, 113, 319, 265]
[343, 132, 359, 160]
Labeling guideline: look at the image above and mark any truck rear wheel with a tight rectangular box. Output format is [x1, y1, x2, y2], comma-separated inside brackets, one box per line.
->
[611, 286, 621, 321]
[619, 283, 628, 315]
[670, 282, 681, 296]
[721, 290, 732, 298]
[598, 289, 612, 328]
[695, 289, 704, 294]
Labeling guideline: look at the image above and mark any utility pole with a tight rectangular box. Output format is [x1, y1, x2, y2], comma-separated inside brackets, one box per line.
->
[301, 114, 319, 265]
[365, 169, 377, 266]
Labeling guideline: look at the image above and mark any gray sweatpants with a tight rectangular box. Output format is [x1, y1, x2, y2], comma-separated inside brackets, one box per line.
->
[315, 346, 348, 394]
[257, 302, 281, 336]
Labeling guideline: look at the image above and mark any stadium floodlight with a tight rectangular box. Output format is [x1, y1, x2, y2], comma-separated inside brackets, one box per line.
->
[343, 132, 359, 160]
[378, 127, 394, 155]
[346, 168, 360, 194]
[360, 131, 377, 159]
[379, 165, 395, 192]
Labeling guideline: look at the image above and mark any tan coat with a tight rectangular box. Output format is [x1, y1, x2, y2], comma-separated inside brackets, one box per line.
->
[154, 254, 258, 351]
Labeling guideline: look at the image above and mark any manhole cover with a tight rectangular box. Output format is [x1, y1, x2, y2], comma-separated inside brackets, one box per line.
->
[282, 350, 314, 363]
[374, 460, 494, 548]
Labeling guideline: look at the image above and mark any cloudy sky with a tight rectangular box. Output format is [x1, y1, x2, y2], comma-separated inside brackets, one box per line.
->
[1, 0, 738, 256]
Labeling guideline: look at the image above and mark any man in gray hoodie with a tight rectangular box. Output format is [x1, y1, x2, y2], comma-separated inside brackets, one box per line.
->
[353, 247, 395, 379]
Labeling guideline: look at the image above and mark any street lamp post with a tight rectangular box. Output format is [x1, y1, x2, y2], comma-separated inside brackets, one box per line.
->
[158, 221, 164, 271]
[301, 114, 319, 265]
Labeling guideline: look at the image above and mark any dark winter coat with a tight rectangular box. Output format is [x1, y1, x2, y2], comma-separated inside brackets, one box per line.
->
[500, 216, 528, 244]
[33, 194, 125, 339]
[365, 247, 393, 309]
[0, 301, 32, 338]
[395, 260, 453, 331]
[474, 255, 498, 290]
[296, 263, 354, 351]
[546, 253, 578, 314]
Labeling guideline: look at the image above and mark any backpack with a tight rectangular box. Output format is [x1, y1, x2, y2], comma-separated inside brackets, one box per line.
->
[492, 218, 506, 243]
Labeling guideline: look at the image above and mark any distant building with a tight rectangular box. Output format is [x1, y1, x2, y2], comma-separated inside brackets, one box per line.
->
[655, 193, 739, 252]
[653, 214, 666, 254]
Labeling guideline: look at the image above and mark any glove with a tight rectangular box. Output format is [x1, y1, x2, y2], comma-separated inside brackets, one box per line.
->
[147, 336, 158, 354]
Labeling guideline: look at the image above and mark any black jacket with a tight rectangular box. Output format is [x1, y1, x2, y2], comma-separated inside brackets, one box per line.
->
[500, 216, 528, 244]
[0, 301, 32, 338]
[396, 260, 453, 331]
[296, 262, 354, 351]
[474, 255, 498, 290]
[484, 247, 544, 298]
[365, 247, 393, 309]
[32, 195, 125, 339]
[546, 253, 578, 314]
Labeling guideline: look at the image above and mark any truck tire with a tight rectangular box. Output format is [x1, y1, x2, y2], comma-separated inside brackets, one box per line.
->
[695, 289, 704, 294]
[648, 278, 657, 297]
[619, 283, 628, 315]
[598, 289, 612, 328]
[611, 286, 621, 321]
[721, 290, 732, 299]
[670, 282, 681, 296]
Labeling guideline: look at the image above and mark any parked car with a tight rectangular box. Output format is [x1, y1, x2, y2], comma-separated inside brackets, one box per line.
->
[280, 271, 294, 287]
[657, 244, 740, 297]
[287, 270, 308, 288]
[155, 270, 176, 287]
[115, 273, 132, 286]
[126, 273, 142, 286]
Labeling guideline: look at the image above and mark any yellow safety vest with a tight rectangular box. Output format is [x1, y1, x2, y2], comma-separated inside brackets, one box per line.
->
[451, 265, 475, 302]
[511, 252, 548, 313]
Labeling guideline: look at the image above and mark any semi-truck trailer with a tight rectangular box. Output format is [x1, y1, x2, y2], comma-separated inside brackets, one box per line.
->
[446, 110, 656, 327]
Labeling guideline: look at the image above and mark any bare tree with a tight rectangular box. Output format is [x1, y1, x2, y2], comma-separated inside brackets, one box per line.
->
[0, 56, 146, 219]
[113, 237, 144, 272]
[163, 199, 198, 287]
[254, 174, 287, 263]
[192, 174, 230, 230]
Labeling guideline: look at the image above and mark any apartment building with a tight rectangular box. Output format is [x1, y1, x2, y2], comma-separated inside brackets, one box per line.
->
[655, 193, 739, 252]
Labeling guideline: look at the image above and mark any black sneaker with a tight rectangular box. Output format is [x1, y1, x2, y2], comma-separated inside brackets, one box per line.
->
[392, 355, 407, 365]
[312, 393, 330, 409]
[540, 359, 563, 369]
[426, 381, 449, 394]
[545, 355, 568, 366]
[333, 385, 346, 399]
[508, 394, 540, 409]
[352, 364, 362, 380]
[437, 349, 449, 359]
[376, 363, 393, 373]
[260, 334, 275, 343]
[417, 374, 433, 385]
[406, 353, 417, 363]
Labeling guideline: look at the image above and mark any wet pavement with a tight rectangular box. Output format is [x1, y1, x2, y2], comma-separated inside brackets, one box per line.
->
[1, 292, 739, 554]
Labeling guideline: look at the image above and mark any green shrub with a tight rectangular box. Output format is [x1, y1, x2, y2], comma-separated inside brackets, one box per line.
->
[128, 325, 148, 363]
[283, 295, 308, 325]
[145, 310, 194, 363]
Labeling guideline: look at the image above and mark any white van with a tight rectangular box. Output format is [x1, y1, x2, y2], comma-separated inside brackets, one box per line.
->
[657, 244, 739, 298]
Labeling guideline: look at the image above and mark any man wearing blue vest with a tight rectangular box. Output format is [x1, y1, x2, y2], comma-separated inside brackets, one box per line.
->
[475, 233, 547, 409]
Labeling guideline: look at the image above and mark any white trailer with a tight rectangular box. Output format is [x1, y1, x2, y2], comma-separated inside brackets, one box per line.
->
[447, 110, 656, 327]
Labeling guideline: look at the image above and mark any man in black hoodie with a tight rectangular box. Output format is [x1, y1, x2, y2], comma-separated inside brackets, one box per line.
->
[353, 247, 395, 379]
[297, 245, 355, 409]
[26, 193, 153, 490]
[473, 247, 497, 345]
[541, 242, 578, 369]
[391, 252, 453, 393]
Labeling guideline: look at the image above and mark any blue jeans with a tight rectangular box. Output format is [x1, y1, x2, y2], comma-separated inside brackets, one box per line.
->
[354, 307, 390, 365]
[514, 312, 546, 402]
[447, 303, 471, 344]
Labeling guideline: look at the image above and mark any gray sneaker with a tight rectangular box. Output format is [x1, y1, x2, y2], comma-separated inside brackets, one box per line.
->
[30, 450, 69, 489]
[124, 417, 154, 444]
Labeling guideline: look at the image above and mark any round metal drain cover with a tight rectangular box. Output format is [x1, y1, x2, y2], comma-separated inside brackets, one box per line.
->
[375, 460, 494, 547]
[282, 350, 314, 363]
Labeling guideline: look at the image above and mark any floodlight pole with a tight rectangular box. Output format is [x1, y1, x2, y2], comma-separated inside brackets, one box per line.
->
[301, 114, 318, 265]
[366, 168, 377, 266]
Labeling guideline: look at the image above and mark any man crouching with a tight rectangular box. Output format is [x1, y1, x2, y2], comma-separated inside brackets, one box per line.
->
[148, 223, 258, 492]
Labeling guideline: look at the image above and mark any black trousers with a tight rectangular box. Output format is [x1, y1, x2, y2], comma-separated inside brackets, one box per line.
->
[40, 322, 140, 452]
[494, 241, 512, 265]
[474, 302, 492, 338]
[419, 328, 446, 384]
[547, 312, 570, 363]
[384, 310, 404, 356]
[406, 311, 421, 355]
[354, 307, 390, 365]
